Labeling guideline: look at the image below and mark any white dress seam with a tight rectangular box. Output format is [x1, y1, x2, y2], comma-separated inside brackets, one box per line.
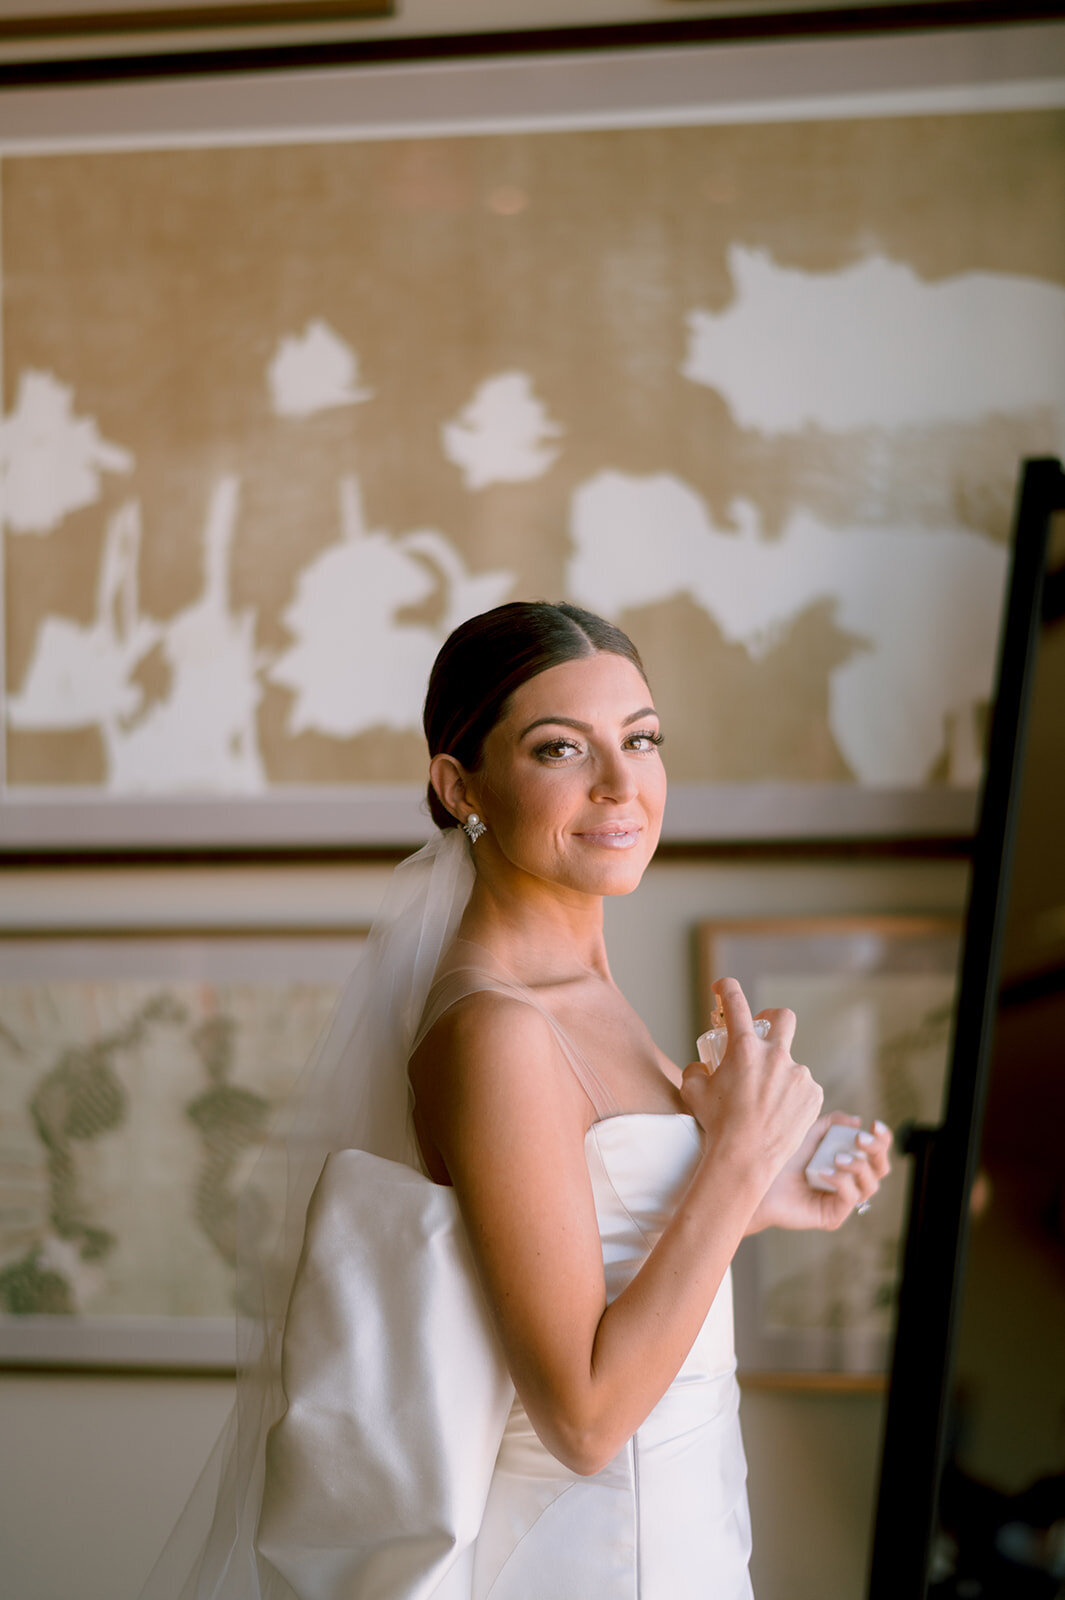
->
[481, 1481, 580, 1600]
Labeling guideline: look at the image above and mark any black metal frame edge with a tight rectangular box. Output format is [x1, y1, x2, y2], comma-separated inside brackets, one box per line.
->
[1043, 563, 1065, 624]
[866, 456, 1065, 1599]
[0, 2, 1063, 88]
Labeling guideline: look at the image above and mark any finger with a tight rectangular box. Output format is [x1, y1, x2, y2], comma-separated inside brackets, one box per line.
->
[855, 1119, 893, 1179]
[711, 976, 755, 1040]
[838, 1138, 893, 1208]
[821, 1166, 870, 1221]
[754, 1006, 797, 1050]
[808, 1173, 860, 1229]
[855, 1117, 892, 1141]
[836, 1152, 874, 1199]
[679, 1059, 713, 1108]
[849, 1169, 884, 1221]
[679, 1060, 722, 1134]
[681, 1060, 712, 1086]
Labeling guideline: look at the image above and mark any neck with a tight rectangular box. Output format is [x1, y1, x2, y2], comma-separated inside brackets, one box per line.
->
[457, 867, 612, 985]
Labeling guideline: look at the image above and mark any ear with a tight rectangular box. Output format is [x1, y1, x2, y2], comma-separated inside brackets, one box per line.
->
[429, 753, 479, 827]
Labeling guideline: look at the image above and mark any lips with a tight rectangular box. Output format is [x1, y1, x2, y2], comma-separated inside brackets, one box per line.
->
[574, 824, 642, 848]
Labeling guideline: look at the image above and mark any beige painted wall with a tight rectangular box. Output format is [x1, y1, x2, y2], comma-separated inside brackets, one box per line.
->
[0, 850, 967, 1600]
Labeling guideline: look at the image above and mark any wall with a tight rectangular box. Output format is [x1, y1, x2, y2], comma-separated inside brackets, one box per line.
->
[0, 850, 967, 1600]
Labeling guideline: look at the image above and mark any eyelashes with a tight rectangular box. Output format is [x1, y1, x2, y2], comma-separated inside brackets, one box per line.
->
[532, 729, 664, 763]
[629, 729, 665, 750]
[533, 739, 581, 762]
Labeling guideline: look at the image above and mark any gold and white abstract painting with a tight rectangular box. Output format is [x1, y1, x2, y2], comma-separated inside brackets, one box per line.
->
[2, 109, 1063, 802]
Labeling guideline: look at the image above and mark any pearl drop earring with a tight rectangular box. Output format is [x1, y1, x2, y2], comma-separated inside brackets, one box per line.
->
[463, 813, 486, 844]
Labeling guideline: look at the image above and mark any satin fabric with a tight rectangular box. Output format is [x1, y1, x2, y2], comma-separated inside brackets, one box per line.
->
[257, 1115, 752, 1600]
[472, 1114, 753, 1600]
[258, 1152, 514, 1600]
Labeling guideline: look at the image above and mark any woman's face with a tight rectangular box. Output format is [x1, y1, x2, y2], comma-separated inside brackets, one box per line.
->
[471, 650, 666, 899]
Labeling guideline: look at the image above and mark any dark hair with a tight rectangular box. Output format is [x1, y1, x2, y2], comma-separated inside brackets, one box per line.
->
[423, 600, 648, 829]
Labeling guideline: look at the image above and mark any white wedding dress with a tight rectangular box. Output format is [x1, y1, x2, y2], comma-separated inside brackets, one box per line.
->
[472, 1111, 753, 1600]
[255, 935, 754, 1600]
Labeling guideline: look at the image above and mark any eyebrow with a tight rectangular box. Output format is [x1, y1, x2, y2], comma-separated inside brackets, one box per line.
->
[519, 707, 658, 739]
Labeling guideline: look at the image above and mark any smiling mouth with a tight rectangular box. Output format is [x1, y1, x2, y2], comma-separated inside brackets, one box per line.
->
[575, 826, 642, 848]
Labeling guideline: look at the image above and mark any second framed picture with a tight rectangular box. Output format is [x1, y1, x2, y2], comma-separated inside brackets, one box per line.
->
[697, 916, 961, 1386]
[0, 920, 367, 1371]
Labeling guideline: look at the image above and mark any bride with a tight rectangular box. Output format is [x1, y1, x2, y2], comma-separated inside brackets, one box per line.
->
[149, 599, 891, 1600]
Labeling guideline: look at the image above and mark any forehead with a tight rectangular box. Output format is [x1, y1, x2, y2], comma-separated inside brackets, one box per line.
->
[499, 651, 653, 729]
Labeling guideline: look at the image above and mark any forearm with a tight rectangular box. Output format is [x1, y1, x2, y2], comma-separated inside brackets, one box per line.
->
[521, 1147, 766, 1474]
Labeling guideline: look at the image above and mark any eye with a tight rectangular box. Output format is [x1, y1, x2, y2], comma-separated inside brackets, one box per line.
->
[534, 737, 583, 763]
[624, 729, 664, 753]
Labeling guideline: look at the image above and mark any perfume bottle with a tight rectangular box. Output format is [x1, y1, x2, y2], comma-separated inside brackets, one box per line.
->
[696, 1005, 771, 1069]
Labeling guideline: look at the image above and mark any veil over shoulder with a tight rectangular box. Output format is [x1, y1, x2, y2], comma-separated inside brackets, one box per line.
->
[138, 827, 511, 1600]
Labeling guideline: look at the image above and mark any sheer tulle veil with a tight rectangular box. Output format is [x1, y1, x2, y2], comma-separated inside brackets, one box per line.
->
[139, 827, 475, 1600]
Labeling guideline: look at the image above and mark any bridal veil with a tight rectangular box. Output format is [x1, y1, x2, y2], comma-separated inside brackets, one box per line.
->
[138, 828, 499, 1600]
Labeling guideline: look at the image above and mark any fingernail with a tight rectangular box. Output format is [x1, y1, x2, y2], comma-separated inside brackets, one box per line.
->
[835, 1152, 854, 1166]
[857, 1131, 875, 1147]
[874, 1120, 889, 1136]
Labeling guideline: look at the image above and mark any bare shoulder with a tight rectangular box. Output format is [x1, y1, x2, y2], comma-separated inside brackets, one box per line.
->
[411, 987, 560, 1103]
[411, 986, 588, 1178]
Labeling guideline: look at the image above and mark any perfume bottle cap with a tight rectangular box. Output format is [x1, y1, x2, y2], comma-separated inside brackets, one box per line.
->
[696, 1025, 727, 1069]
[696, 1013, 771, 1069]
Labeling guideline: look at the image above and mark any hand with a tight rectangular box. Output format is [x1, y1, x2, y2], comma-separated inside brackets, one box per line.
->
[680, 977, 823, 1193]
[745, 1111, 893, 1234]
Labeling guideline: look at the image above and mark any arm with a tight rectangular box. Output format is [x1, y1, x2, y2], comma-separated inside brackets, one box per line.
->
[410, 978, 821, 1476]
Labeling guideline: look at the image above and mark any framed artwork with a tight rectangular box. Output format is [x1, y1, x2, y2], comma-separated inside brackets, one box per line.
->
[1, 26, 1063, 849]
[0, 0, 393, 56]
[0, 916, 367, 1369]
[697, 914, 962, 1384]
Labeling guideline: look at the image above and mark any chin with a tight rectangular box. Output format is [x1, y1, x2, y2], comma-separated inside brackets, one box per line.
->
[563, 842, 658, 897]
[600, 871, 648, 898]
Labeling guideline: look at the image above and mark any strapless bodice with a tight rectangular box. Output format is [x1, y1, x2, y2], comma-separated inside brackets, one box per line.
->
[585, 1112, 737, 1376]
[474, 1112, 752, 1600]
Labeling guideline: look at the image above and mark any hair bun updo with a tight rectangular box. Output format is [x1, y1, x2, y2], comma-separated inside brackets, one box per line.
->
[422, 601, 648, 830]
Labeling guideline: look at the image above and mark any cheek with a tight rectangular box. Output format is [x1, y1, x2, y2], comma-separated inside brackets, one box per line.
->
[504, 796, 554, 840]
[512, 784, 571, 838]
[646, 764, 668, 815]
[481, 764, 572, 841]
[629, 753, 667, 812]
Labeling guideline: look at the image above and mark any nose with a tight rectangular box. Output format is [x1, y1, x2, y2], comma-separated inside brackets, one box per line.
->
[589, 749, 638, 804]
